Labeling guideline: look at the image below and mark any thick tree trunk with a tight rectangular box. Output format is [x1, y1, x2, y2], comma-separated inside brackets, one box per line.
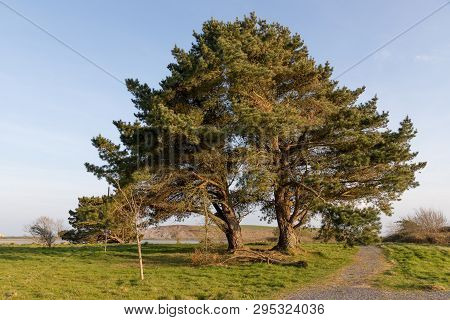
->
[223, 210, 244, 253]
[224, 223, 243, 253]
[271, 140, 298, 252]
[273, 186, 298, 252]
[274, 218, 297, 252]
[213, 204, 244, 252]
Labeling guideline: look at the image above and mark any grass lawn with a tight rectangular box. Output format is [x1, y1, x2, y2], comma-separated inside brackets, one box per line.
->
[376, 244, 450, 291]
[0, 243, 356, 299]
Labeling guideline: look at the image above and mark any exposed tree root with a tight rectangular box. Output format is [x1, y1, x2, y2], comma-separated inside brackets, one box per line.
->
[218, 248, 308, 267]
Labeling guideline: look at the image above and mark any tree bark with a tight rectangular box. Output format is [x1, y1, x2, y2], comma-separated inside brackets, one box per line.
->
[270, 142, 299, 252]
[136, 234, 144, 280]
[274, 217, 298, 252]
[136, 224, 144, 280]
[224, 222, 243, 253]
[273, 186, 298, 252]
[223, 210, 244, 253]
[213, 204, 244, 252]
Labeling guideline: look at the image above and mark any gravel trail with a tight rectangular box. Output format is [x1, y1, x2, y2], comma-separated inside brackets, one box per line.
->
[287, 246, 449, 300]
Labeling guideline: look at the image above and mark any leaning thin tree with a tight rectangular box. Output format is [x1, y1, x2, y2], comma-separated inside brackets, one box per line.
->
[112, 174, 152, 280]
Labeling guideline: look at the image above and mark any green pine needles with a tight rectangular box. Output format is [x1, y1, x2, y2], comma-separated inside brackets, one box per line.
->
[73, 13, 425, 252]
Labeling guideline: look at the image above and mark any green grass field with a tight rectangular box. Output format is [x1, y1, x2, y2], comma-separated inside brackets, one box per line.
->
[0, 243, 356, 299]
[376, 244, 450, 290]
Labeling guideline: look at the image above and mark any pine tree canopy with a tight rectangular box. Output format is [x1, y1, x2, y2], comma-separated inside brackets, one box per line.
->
[81, 13, 425, 250]
[63, 196, 136, 243]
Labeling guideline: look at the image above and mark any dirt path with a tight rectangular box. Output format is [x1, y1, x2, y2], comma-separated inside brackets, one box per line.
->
[287, 246, 449, 300]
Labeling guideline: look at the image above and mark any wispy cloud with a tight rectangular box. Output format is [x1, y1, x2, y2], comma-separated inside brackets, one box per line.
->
[414, 54, 436, 62]
[414, 45, 450, 63]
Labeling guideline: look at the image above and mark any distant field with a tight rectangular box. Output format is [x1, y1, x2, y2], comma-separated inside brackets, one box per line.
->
[0, 237, 65, 245]
[143, 224, 318, 244]
[376, 244, 450, 290]
[0, 243, 356, 299]
[143, 224, 278, 243]
[0, 224, 320, 245]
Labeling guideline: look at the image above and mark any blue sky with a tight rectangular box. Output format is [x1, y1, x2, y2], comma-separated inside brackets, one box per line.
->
[1, 0, 449, 235]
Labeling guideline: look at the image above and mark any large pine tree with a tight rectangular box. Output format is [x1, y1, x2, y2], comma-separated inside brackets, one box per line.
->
[198, 14, 426, 251]
[85, 13, 425, 252]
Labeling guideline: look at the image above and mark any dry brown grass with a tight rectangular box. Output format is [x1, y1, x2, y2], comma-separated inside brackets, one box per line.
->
[190, 246, 309, 268]
[190, 248, 224, 266]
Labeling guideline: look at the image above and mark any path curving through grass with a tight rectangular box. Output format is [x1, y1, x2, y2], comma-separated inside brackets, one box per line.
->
[287, 245, 449, 300]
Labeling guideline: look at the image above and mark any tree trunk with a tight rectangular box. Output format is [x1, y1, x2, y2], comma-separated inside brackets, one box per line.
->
[222, 206, 244, 252]
[203, 193, 209, 252]
[136, 231, 144, 281]
[273, 186, 298, 252]
[104, 230, 108, 252]
[274, 218, 298, 252]
[211, 203, 244, 253]
[204, 211, 209, 252]
[225, 225, 243, 252]
[217, 205, 244, 253]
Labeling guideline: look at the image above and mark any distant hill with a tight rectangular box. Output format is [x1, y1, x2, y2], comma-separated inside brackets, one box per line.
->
[1, 225, 319, 244]
[143, 225, 318, 243]
[143, 225, 276, 242]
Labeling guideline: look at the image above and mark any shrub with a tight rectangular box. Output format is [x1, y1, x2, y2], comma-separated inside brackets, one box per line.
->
[385, 208, 449, 244]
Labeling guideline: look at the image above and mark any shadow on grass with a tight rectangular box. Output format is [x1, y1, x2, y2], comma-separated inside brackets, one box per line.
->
[111, 253, 191, 266]
[0, 244, 197, 265]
